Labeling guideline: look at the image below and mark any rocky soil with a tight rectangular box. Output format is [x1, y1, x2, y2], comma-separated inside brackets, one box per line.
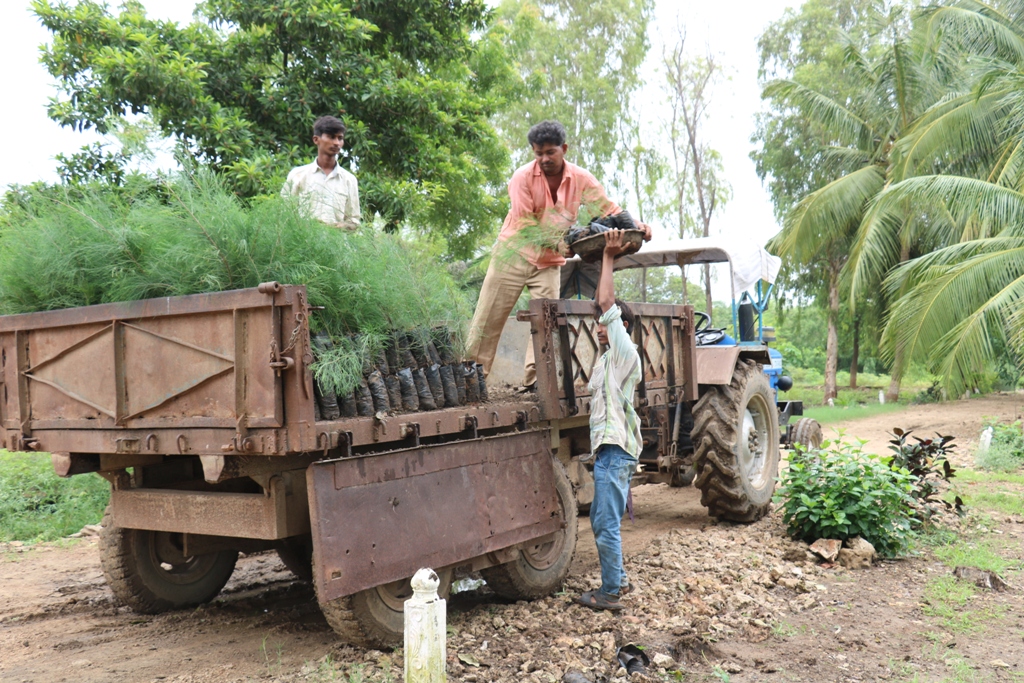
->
[2, 393, 1024, 683]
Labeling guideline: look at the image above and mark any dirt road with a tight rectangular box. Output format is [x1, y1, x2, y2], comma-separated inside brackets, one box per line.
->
[1, 393, 1021, 682]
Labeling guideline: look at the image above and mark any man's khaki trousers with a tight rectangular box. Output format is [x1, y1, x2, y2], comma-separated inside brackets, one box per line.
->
[466, 247, 559, 387]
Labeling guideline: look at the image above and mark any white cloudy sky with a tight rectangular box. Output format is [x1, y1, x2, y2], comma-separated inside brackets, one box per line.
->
[2, 0, 798, 252]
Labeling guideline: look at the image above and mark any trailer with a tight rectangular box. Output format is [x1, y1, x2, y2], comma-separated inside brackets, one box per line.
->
[0, 240, 807, 647]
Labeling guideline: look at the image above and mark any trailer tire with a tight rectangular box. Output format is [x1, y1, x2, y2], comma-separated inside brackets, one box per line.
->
[692, 360, 780, 522]
[791, 417, 823, 450]
[99, 507, 238, 614]
[276, 536, 313, 582]
[317, 570, 452, 648]
[480, 460, 577, 599]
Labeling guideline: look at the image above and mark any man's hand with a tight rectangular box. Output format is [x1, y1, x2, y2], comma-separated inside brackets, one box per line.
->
[604, 229, 628, 257]
[638, 222, 652, 242]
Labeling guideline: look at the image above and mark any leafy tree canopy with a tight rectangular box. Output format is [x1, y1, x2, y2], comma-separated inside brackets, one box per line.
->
[487, 0, 653, 176]
[33, 0, 515, 258]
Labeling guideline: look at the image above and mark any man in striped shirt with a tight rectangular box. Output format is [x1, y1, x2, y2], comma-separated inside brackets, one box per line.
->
[577, 229, 643, 611]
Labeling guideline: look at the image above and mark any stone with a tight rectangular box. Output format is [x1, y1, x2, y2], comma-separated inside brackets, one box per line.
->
[808, 539, 842, 562]
[953, 566, 1009, 591]
[652, 653, 676, 668]
[838, 537, 876, 569]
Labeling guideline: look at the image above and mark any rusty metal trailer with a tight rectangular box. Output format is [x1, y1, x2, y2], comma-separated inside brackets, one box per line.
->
[0, 281, 774, 646]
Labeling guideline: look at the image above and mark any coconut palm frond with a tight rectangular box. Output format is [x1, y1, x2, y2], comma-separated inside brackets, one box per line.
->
[890, 89, 1006, 179]
[871, 174, 1024, 235]
[921, 4, 1024, 65]
[819, 146, 872, 175]
[762, 79, 876, 146]
[774, 165, 886, 263]
[881, 240, 1024, 388]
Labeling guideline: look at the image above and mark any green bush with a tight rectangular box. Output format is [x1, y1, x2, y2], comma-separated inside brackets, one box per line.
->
[975, 420, 1024, 472]
[0, 451, 109, 542]
[0, 172, 470, 395]
[776, 438, 916, 558]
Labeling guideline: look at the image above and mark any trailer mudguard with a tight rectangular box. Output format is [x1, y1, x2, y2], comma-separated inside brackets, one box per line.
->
[307, 429, 563, 602]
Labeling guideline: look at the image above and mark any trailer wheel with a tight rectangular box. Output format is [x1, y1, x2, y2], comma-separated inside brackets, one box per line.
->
[692, 360, 780, 522]
[791, 417, 823, 450]
[99, 507, 238, 614]
[317, 570, 453, 648]
[480, 460, 578, 599]
[276, 535, 313, 582]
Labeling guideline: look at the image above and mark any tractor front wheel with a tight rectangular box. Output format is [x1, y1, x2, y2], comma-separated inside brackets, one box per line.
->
[691, 360, 781, 522]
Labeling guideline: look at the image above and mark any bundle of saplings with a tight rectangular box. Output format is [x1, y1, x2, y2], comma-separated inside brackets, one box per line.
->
[0, 173, 486, 415]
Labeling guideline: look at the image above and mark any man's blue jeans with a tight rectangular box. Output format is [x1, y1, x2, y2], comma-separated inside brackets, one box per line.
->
[590, 443, 636, 596]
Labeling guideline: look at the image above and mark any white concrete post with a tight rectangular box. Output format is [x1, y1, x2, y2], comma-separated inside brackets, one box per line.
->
[878, 390, 885, 405]
[978, 426, 994, 454]
[404, 568, 446, 683]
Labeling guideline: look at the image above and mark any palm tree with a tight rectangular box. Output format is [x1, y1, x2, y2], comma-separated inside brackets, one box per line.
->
[764, 3, 932, 402]
[848, 0, 1024, 396]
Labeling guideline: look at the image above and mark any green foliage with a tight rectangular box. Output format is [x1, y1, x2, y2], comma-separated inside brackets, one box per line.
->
[885, 428, 961, 521]
[0, 451, 109, 542]
[487, 0, 653, 175]
[776, 437, 916, 557]
[975, 420, 1024, 473]
[33, 0, 510, 257]
[0, 172, 469, 394]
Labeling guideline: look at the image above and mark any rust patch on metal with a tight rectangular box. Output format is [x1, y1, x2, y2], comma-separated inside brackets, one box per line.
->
[308, 430, 561, 602]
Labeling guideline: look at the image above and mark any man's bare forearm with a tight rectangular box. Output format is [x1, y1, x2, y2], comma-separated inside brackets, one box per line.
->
[597, 238, 618, 314]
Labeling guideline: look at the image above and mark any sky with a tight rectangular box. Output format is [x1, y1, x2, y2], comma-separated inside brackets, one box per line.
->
[2, 0, 799, 259]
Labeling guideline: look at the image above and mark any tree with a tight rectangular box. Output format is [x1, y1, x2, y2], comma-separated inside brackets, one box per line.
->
[664, 28, 731, 318]
[33, 0, 513, 258]
[487, 0, 653, 175]
[756, 0, 936, 402]
[848, 0, 1024, 397]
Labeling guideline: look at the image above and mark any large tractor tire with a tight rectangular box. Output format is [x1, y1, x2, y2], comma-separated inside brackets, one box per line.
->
[791, 417, 824, 450]
[692, 360, 781, 522]
[316, 568, 453, 648]
[480, 460, 578, 599]
[99, 507, 238, 613]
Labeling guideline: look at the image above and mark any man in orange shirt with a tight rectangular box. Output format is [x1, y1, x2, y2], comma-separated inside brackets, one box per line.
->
[466, 120, 651, 390]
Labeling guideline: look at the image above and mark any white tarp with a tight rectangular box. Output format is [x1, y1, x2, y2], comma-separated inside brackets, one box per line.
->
[559, 236, 781, 300]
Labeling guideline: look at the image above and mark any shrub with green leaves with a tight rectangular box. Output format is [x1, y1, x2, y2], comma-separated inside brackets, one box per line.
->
[0, 172, 470, 395]
[975, 420, 1024, 472]
[776, 438, 916, 558]
[0, 451, 109, 542]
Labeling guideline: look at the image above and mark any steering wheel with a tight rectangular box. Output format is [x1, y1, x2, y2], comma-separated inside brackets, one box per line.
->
[693, 311, 726, 346]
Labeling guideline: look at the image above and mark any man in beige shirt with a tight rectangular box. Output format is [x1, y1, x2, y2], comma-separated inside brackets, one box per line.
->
[281, 116, 361, 229]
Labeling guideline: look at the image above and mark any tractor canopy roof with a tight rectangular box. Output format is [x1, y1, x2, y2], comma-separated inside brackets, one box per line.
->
[560, 236, 782, 302]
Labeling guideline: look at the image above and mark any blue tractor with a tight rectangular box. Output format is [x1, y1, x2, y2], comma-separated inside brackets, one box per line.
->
[559, 238, 822, 522]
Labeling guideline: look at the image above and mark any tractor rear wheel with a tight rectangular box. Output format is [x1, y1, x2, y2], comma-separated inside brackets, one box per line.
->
[692, 360, 780, 522]
[99, 507, 238, 613]
[792, 417, 824, 450]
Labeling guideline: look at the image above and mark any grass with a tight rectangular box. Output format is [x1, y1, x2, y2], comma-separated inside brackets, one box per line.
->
[0, 450, 109, 542]
[803, 401, 910, 426]
[921, 575, 996, 634]
[946, 469, 1024, 516]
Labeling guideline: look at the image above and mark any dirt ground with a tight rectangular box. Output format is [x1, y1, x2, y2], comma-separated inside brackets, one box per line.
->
[1, 393, 1023, 683]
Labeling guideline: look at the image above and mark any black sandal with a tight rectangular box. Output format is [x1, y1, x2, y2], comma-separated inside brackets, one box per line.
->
[620, 582, 634, 596]
[576, 589, 624, 611]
